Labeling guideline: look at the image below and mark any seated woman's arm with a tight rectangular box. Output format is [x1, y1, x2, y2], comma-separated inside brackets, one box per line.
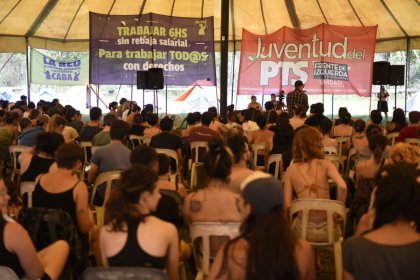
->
[283, 172, 294, 210]
[74, 181, 93, 234]
[327, 161, 347, 204]
[165, 223, 179, 280]
[5, 222, 44, 280]
[19, 152, 33, 175]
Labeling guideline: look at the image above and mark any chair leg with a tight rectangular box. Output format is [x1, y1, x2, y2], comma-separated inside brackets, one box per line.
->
[190, 163, 196, 190]
[333, 241, 343, 280]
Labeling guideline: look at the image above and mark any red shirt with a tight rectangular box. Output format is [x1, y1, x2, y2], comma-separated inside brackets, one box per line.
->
[396, 125, 419, 142]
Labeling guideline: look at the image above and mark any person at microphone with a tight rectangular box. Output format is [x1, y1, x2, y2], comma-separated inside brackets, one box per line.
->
[377, 86, 390, 123]
[286, 80, 308, 117]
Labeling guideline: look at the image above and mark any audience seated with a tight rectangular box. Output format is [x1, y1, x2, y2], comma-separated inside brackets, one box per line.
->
[304, 103, 328, 128]
[0, 111, 19, 164]
[356, 135, 387, 181]
[289, 104, 307, 131]
[181, 113, 198, 137]
[208, 107, 227, 137]
[183, 140, 245, 224]
[150, 116, 182, 165]
[369, 110, 387, 135]
[20, 132, 64, 182]
[270, 118, 294, 170]
[92, 114, 117, 147]
[79, 107, 103, 142]
[284, 126, 347, 240]
[396, 111, 419, 142]
[0, 179, 69, 280]
[88, 120, 131, 185]
[19, 115, 49, 147]
[351, 119, 367, 156]
[208, 176, 315, 280]
[144, 114, 162, 139]
[344, 163, 420, 280]
[332, 112, 353, 137]
[188, 112, 221, 143]
[320, 118, 339, 149]
[157, 154, 186, 198]
[129, 113, 146, 136]
[247, 115, 274, 163]
[387, 108, 407, 133]
[99, 166, 179, 280]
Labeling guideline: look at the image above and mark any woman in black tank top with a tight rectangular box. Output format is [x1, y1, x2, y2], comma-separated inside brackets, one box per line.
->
[99, 166, 179, 280]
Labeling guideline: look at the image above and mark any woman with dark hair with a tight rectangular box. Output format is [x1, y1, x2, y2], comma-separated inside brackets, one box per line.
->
[271, 119, 294, 170]
[247, 95, 262, 110]
[289, 104, 307, 131]
[332, 112, 353, 137]
[0, 111, 19, 163]
[182, 140, 245, 224]
[32, 143, 92, 234]
[19, 132, 64, 182]
[208, 177, 315, 280]
[387, 108, 407, 133]
[356, 135, 388, 181]
[99, 166, 179, 279]
[344, 163, 420, 279]
[108, 101, 118, 116]
[0, 178, 69, 280]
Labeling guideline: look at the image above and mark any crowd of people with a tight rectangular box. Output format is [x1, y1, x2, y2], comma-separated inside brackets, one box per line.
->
[0, 89, 419, 279]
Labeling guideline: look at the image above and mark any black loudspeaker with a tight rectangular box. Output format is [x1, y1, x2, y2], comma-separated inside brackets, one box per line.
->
[148, 68, 164, 89]
[372, 61, 390, 85]
[137, 71, 148, 89]
[388, 65, 405, 86]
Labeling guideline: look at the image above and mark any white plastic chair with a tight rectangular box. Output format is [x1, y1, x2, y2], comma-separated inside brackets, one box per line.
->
[336, 137, 350, 156]
[20, 181, 35, 208]
[404, 138, 420, 147]
[289, 199, 346, 280]
[155, 148, 180, 185]
[189, 141, 209, 189]
[346, 147, 357, 179]
[266, 154, 284, 181]
[8, 145, 32, 183]
[325, 154, 345, 175]
[90, 171, 121, 226]
[251, 143, 267, 170]
[83, 267, 169, 280]
[387, 132, 399, 146]
[324, 146, 338, 155]
[0, 266, 20, 280]
[128, 135, 149, 149]
[189, 222, 241, 278]
[80, 141, 92, 180]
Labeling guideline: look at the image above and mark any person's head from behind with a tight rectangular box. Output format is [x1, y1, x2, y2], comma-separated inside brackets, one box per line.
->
[130, 146, 158, 174]
[160, 116, 173, 132]
[64, 107, 76, 122]
[267, 110, 277, 124]
[293, 104, 305, 118]
[227, 111, 237, 123]
[109, 101, 118, 110]
[370, 110, 382, 125]
[103, 113, 117, 127]
[208, 107, 218, 119]
[203, 139, 233, 182]
[264, 101, 274, 111]
[239, 109, 250, 122]
[293, 126, 324, 162]
[4, 111, 19, 125]
[256, 115, 267, 130]
[133, 113, 143, 125]
[391, 108, 406, 126]
[147, 113, 159, 127]
[373, 163, 420, 229]
[388, 143, 420, 165]
[90, 107, 102, 122]
[319, 118, 333, 135]
[312, 103, 324, 114]
[110, 120, 131, 141]
[201, 111, 212, 126]
[47, 114, 66, 133]
[340, 112, 352, 125]
[354, 119, 366, 133]
[368, 135, 387, 164]
[227, 134, 248, 164]
[366, 124, 383, 138]
[274, 120, 294, 146]
[55, 143, 84, 171]
[158, 153, 171, 176]
[19, 117, 31, 131]
[35, 132, 65, 158]
[408, 111, 419, 124]
[186, 113, 197, 126]
[105, 165, 159, 231]
[338, 107, 348, 119]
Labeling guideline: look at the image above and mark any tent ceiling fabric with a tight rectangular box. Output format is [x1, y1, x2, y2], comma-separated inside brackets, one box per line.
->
[0, 0, 418, 53]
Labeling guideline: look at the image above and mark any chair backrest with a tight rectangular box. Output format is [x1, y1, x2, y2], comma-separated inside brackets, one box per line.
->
[83, 267, 169, 280]
[128, 135, 149, 149]
[267, 154, 284, 181]
[8, 145, 32, 175]
[90, 171, 121, 226]
[404, 137, 420, 147]
[155, 148, 179, 173]
[20, 181, 35, 208]
[324, 146, 338, 155]
[336, 137, 350, 156]
[251, 143, 267, 168]
[289, 199, 346, 246]
[386, 132, 399, 146]
[0, 266, 20, 280]
[189, 222, 241, 276]
[80, 141, 93, 163]
[190, 141, 209, 163]
[325, 155, 345, 175]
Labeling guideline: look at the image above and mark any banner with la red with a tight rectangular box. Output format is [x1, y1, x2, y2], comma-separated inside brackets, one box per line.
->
[238, 24, 377, 97]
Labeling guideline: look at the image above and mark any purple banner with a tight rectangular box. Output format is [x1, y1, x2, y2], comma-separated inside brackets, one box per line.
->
[89, 12, 216, 86]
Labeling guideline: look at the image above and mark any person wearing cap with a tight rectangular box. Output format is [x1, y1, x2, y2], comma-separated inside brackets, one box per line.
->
[208, 176, 315, 280]
[286, 80, 308, 117]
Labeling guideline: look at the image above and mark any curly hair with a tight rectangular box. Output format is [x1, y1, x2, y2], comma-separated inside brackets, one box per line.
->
[389, 143, 420, 165]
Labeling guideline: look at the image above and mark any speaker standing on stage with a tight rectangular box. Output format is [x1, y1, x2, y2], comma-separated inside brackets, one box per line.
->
[286, 80, 308, 117]
[377, 86, 389, 123]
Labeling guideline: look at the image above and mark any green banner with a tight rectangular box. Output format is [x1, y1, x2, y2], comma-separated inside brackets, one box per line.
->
[30, 49, 89, 85]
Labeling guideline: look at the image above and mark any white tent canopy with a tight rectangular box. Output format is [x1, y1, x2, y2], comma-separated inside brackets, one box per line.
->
[0, 0, 419, 53]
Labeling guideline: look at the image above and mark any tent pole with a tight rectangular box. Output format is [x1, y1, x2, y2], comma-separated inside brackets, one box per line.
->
[220, 0, 229, 121]
[130, 84, 133, 102]
[165, 85, 168, 114]
[331, 93, 334, 119]
[142, 89, 145, 109]
[97, 84, 99, 107]
[405, 39, 410, 113]
[25, 39, 31, 103]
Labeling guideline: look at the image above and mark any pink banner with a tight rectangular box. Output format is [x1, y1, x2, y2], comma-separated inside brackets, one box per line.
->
[238, 24, 377, 97]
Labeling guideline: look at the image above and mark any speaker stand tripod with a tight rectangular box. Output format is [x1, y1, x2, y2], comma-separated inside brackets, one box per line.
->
[153, 89, 159, 114]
